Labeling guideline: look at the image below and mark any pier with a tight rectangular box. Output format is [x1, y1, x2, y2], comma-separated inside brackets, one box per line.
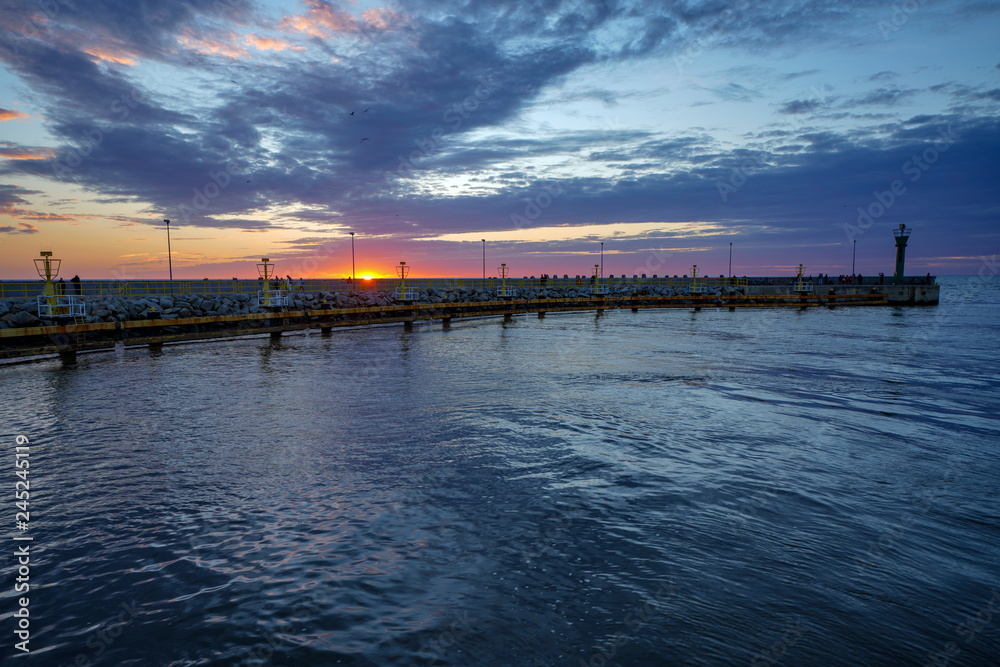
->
[0, 223, 939, 362]
[0, 278, 937, 363]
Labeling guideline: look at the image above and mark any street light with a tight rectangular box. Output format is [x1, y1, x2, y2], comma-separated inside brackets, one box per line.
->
[729, 242, 733, 280]
[852, 239, 856, 275]
[163, 219, 172, 281]
[482, 239, 486, 280]
[349, 232, 355, 282]
[600, 242, 604, 278]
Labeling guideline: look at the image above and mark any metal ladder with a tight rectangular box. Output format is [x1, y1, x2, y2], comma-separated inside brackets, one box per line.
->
[73, 315, 86, 344]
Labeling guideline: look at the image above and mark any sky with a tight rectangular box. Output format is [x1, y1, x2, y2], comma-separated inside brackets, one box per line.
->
[0, 0, 998, 280]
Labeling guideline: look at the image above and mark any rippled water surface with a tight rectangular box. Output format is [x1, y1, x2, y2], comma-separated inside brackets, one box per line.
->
[1, 276, 998, 666]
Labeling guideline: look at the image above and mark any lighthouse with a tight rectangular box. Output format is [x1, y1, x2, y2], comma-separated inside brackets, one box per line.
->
[892, 224, 911, 285]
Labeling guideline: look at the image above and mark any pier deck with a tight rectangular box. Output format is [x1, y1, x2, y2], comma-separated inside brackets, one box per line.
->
[0, 291, 902, 362]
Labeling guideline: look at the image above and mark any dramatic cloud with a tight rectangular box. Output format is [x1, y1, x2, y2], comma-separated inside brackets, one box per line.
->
[0, 142, 55, 159]
[0, 0, 997, 277]
[0, 108, 30, 122]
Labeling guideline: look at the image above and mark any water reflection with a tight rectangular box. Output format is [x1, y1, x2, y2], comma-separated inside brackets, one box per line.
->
[0, 279, 997, 665]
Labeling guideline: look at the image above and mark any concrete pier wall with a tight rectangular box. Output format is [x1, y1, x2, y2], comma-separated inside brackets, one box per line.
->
[744, 283, 939, 304]
[0, 282, 929, 361]
[0, 275, 939, 300]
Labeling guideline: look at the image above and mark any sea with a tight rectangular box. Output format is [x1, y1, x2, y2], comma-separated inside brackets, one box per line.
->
[1, 274, 998, 666]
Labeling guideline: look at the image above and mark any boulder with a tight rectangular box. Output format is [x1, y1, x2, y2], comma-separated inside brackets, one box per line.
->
[9, 310, 40, 327]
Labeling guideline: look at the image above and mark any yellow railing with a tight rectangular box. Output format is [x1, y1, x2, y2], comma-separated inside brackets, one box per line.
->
[0, 275, 770, 300]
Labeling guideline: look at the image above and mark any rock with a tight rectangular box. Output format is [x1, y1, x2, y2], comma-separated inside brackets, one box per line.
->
[178, 307, 192, 318]
[159, 296, 174, 309]
[9, 311, 40, 327]
[0, 301, 9, 316]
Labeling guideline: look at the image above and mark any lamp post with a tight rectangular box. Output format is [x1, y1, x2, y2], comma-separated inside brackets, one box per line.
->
[499, 262, 509, 296]
[33, 251, 62, 316]
[258, 258, 273, 306]
[163, 219, 173, 281]
[482, 239, 486, 280]
[349, 232, 355, 282]
[600, 242, 604, 278]
[729, 242, 732, 281]
[852, 239, 856, 276]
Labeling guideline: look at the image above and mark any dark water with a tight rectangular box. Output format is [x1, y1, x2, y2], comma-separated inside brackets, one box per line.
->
[2, 275, 998, 666]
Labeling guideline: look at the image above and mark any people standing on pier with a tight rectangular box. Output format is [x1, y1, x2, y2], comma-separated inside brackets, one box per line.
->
[71, 275, 81, 295]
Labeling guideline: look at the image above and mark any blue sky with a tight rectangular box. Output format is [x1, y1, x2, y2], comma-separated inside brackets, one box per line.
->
[1, 0, 997, 279]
